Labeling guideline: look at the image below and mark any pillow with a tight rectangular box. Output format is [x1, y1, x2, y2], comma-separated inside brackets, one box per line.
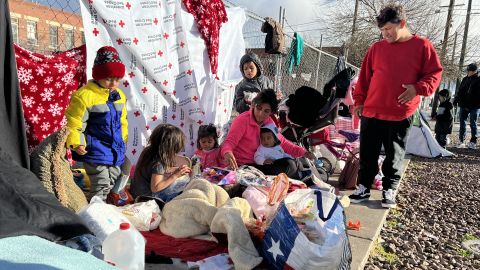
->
[30, 127, 87, 212]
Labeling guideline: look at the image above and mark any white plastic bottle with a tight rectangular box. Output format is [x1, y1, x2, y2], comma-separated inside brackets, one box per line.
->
[102, 223, 145, 270]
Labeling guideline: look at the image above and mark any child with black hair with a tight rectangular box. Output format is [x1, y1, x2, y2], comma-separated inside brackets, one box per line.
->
[434, 89, 453, 148]
[194, 124, 226, 169]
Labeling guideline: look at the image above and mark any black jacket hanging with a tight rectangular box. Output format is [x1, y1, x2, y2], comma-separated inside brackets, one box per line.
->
[261, 17, 286, 54]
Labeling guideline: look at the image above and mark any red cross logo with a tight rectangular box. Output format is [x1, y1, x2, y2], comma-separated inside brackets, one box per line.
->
[123, 80, 129, 87]
[153, 18, 158, 25]
[128, 71, 135, 78]
[92, 28, 99, 36]
[168, 63, 172, 69]
[190, 141, 195, 147]
[134, 111, 140, 117]
[180, 122, 184, 127]
[116, 38, 123, 45]
[180, 41, 185, 48]
[141, 87, 148, 93]
[151, 115, 157, 121]
[157, 50, 163, 57]
[126, 2, 131, 10]
[172, 90, 176, 96]
[172, 114, 176, 120]
[132, 148, 137, 155]
[197, 120, 203, 125]
[133, 37, 139, 45]
[186, 69, 192, 75]
[163, 32, 169, 39]
[192, 96, 198, 101]
[119, 20, 125, 28]
[163, 80, 168, 86]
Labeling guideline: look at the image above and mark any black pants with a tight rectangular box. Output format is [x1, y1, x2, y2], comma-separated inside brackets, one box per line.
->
[252, 158, 303, 179]
[358, 117, 412, 191]
[435, 133, 447, 147]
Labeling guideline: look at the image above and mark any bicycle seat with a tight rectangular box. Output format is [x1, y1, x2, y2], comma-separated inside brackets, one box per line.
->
[338, 130, 360, 142]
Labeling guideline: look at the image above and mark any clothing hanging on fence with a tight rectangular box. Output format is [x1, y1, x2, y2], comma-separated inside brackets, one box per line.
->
[15, 44, 87, 152]
[261, 17, 286, 54]
[287, 32, 304, 74]
[183, 0, 228, 74]
[0, 0, 29, 169]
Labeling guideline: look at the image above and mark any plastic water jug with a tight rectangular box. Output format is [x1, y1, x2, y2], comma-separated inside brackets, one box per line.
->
[102, 223, 145, 270]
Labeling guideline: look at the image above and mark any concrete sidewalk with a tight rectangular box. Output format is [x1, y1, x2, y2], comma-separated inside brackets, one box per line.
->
[331, 157, 411, 270]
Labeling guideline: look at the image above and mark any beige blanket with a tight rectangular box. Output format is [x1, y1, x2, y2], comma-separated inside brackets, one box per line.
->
[160, 179, 262, 270]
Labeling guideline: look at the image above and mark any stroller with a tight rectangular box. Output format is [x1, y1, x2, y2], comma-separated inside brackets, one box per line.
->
[279, 67, 356, 183]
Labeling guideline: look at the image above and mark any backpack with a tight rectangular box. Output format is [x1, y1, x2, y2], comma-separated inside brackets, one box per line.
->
[338, 152, 360, 189]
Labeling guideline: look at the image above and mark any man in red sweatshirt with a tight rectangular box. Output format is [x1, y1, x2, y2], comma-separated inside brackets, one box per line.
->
[349, 4, 443, 208]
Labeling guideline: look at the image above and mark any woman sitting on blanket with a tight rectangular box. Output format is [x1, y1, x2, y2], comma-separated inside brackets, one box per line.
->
[130, 124, 191, 202]
[221, 89, 315, 178]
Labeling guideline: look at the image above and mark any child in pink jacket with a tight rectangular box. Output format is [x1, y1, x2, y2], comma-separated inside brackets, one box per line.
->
[194, 124, 226, 169]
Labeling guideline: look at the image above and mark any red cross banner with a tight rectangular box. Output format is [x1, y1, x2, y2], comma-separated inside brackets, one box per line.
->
[80, 0, 245, 163]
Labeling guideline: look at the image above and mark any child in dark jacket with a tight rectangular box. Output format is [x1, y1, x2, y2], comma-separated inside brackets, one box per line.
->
[233, 52, 274, 113]
[434, 89, 453, 147]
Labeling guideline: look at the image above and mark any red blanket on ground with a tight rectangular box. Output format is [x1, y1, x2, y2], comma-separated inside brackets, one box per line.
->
[141, 230, 228, 262]
[14, 44, 87, 152]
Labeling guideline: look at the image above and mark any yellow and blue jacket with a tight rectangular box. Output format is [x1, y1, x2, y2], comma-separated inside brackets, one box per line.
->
[65, 80, 128, 166]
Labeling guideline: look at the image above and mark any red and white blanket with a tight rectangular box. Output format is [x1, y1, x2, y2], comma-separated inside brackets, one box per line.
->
[15, 44, 87, 152]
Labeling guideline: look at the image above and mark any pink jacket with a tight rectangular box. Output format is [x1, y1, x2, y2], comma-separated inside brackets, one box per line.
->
[194, 148, 227, 168]
[221, 109, 306, 165]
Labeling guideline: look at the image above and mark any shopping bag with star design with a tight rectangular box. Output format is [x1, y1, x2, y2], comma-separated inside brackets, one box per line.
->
[258, 189, 351, 270]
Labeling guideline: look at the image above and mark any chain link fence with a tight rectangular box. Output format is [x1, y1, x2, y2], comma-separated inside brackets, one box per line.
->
[237, 4, 359, 96]
[10, 0, 359, 92]
[9, 0, 83, 54]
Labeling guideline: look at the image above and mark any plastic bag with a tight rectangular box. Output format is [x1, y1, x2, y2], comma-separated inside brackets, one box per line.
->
[116, 200, 162, 231]
[78, 196, 132, 243]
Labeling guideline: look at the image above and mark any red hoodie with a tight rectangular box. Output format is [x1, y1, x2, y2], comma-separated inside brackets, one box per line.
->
[354, 35, 443, 121]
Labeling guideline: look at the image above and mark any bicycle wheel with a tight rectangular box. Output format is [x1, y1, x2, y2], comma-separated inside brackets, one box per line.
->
[318, 157, 334, 175]
[315, 166, 329, 183]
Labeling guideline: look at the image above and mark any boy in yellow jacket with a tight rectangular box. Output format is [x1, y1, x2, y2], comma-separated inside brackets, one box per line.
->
[65, 46, 128, 201]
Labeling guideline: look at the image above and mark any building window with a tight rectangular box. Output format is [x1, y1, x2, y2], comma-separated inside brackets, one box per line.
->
[65, 29, 74, 50]
[26, 20, 37, 45]
[49, 25, 59, 50]
[11, 17, 19, 43]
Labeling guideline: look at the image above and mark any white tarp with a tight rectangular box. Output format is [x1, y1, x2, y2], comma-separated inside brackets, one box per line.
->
[406, 115, 453, 158]
[80, 0, 245, 163]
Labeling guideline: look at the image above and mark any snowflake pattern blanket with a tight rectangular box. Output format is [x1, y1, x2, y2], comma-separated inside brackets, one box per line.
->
[15, 44, 87, 152]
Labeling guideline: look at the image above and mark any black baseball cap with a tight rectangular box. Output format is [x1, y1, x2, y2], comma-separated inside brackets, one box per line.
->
[467, 63, 478, 72]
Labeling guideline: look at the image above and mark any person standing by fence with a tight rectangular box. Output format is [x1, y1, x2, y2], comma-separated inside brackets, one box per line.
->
[349, 4, 443, 208]
[453, 63, 480, 149]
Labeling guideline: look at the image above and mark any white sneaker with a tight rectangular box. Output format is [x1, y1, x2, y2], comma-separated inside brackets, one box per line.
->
[468, 142, 477, 149]
[458, 142, 466, 148]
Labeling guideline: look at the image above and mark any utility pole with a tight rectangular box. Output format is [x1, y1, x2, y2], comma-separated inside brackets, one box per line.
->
[432, 0, 456, 116]
[451, 31, 458, 66]
[458, 0, 473, 73]
[440, 0, 455, 62]
[351, 0, 360, 37]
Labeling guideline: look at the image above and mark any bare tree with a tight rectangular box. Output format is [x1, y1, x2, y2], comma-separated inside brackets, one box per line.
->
[318, 0, 445, 68]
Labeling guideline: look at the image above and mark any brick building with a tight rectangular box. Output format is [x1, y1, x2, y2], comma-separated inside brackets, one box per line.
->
[9, 0, 85, 54]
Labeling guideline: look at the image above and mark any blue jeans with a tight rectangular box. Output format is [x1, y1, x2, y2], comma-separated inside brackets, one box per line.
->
[459, 107, 479, 143]
[152, 177, 190, 202]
